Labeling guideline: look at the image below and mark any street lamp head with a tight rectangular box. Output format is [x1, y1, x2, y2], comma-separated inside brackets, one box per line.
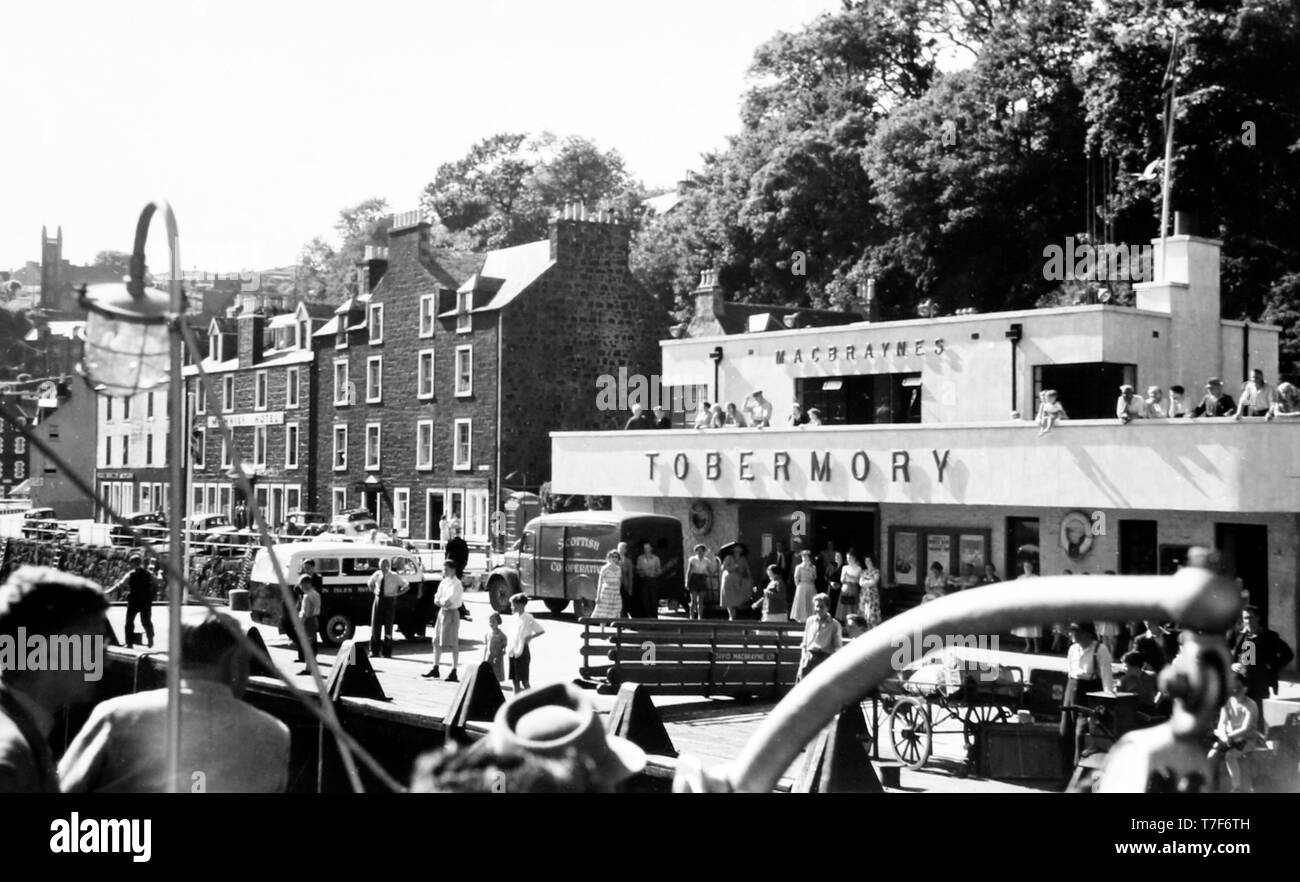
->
[78, 280, 173, 398]
[75, 201, 182, 399]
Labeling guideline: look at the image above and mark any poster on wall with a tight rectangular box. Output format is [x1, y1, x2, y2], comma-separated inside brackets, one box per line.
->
[927, 534, 951, 575]
[894, 531, 918, 585]
[959, 534, 985, 570]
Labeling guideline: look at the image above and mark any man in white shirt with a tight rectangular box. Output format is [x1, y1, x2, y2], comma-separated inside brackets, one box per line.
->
[1116, 384, 1145, 424]
[1235, 368, 1275, 419]
[745, 390, 773, 428]
[797, 594, 843, 681]
[1059, 621, 1114, 775]
[60, 610, 291, 793]
[423, 563, 463, 681]
[368, 558, 409, 659]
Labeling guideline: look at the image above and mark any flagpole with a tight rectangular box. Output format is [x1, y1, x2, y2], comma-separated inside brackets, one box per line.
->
[1159, 30, 1179, 282]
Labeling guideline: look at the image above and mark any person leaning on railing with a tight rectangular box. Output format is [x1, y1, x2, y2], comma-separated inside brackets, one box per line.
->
[1266, 381, 1300, 420]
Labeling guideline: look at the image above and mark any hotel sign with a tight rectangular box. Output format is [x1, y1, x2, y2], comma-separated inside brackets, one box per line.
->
[206, 412, 284, 428]
[775, 338, 945, 365]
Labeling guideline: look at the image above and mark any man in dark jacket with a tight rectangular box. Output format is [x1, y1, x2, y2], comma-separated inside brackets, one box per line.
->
[108, 554, 157, 648]
[1191, 377, 1236, 418]
[1, 567, 109, 793]
[1232, 606, 1294, 717]
[624, 405, 656, 431]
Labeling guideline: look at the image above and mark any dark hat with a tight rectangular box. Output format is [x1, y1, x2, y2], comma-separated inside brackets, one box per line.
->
[488, 683, 645, 785]
[1206, 377, 1223, 387]
[1067, 621, 1096, 636]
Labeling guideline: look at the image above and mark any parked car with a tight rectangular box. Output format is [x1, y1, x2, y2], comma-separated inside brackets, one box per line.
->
[109, 512, 168, 547]
[324, 509, 389, 542]
[248, 542, 435, 645]
[185, 513, 239, 545]
[21, 508, 72, 541]
[284, 510, 327, 537]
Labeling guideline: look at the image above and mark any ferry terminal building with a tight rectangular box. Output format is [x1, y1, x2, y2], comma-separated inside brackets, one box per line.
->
[550, 234, 1299, 655]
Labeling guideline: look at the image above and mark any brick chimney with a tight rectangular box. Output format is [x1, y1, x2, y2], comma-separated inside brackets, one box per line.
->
[548, 203, 631, 267]
[356, 245, 389, 294]
[237, 309, 266, 368]
[686, 269, 727, 338]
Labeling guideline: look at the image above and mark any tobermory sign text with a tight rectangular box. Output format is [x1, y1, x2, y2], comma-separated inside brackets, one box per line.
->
[775, 338, 945, 364]
[645, 448, 952, 484]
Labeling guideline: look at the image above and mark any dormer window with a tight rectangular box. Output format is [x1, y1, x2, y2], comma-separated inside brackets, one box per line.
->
[456, 291, 472, 334]
[209, 331, 221, 362]
[298, 320, 309, 349]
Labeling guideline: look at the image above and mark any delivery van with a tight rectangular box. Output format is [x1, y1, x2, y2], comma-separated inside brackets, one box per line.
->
[484, 511, 683, 616]
[249, 542, 436, 646]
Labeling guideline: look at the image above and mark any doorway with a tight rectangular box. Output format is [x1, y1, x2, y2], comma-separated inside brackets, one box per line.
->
[363, 490, 380, 520]
[1005, 517, 1040, 578]
[1119, 520, 1158, 575]
[426, 490, 445, 543]
[1216, 523, 1269, 622]
[811, 507, 878, 566]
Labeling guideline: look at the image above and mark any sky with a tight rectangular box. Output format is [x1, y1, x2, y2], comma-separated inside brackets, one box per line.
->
[2, 0, 842, 274]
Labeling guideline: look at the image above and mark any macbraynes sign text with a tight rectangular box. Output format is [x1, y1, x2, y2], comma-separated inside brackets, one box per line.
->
[646, 448, 952, 484]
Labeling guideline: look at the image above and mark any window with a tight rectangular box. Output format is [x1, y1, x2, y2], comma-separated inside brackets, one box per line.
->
[209, 331, 221, 362]
[368, 303, 384, 344]
[366, 356, 382, 403]
[419, 295, 435, 337]
[222, 375, 235, 412]
[1032, 362, 1137, 421]
[146, 434, 154, 466]
[794, 373, 922, 425]
[454, 346, 472, 397]
[333, 359, 350, 406]
[13, 461, 23, 480]
[286, 485, 301, 512]
[218, 486, 232, 518]
[335, 322, 347, 349]
[333, 424, 348, 471]
[255, 371, 268, 410]
[195, 379, 207, 415]
[286, 367, 300, 409]
[416, 420, 434, 470]
[139, 485, 152, 516]
[332, 488, 347, 517]
[453, 419, 472, 470]
[254, 425, 268, 467]
[393, 488, 410, 537]
[457, 290, 472, 334]
[889, 526, 990, 589]
[365, 422, 381, 470]
[285, 422, 299, 469]
[14, 438, 24, 455]
[465, 489, 490, 542]
[193, 428, 205, 468]
[106, 398, 113, 421]
[123, 396, 131, 420]
[221, 435, 232, 469]
[104, 435, 112, 466]
[147, 392, 155, 419]
[121, 436, 130, 465]
[418, 350, 435, 399]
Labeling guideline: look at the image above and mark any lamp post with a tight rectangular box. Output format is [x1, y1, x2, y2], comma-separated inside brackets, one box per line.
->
[79, 201, 186, 794]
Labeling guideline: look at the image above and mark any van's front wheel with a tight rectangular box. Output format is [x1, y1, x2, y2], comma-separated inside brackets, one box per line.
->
[320, 613, 355, 647]
[487, 577, 514, 614]
[543, 598, 569, 615]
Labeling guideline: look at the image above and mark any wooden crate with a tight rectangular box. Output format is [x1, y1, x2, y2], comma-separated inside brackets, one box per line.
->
[979, 723, 1061, 781]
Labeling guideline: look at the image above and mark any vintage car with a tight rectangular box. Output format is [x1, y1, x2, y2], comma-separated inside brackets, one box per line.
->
[284, 509, 328, 537]
[108, 511, 168, 547]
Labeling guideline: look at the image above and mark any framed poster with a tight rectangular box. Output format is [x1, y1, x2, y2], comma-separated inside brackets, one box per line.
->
[959, 534, 986, 570]
[927, 534, 951, 574]
[893, 531, 918, 585]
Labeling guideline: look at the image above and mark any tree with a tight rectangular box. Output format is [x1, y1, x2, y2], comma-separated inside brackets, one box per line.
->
[292, 198, 391, 302]
[421, 133, 643, 251]
[92, 250, 133, 279]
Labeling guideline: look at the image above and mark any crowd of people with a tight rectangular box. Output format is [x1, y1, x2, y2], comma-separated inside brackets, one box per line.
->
[1038, 368, 1300, 435]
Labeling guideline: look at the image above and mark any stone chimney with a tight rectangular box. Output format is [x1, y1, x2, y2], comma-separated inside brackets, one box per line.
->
[863, 277, 879, 322]
[237, 310, 266, 368]
[548, 203, 631, 267]
[1134, 210, 1222, 399]
[357, 245, 389, 294]
[686, 269, 727, 338]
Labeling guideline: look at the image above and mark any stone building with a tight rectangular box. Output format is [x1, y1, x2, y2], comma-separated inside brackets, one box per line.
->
[184, 296, 332, 526]
[315, 206, 667, 544]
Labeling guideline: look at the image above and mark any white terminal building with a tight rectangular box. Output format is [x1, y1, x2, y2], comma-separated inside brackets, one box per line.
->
[551, 233, 1297, 655]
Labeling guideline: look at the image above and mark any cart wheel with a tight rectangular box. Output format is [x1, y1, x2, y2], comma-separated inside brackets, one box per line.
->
[888, 696, 933, 770]
[962, 705, 1008, 749]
